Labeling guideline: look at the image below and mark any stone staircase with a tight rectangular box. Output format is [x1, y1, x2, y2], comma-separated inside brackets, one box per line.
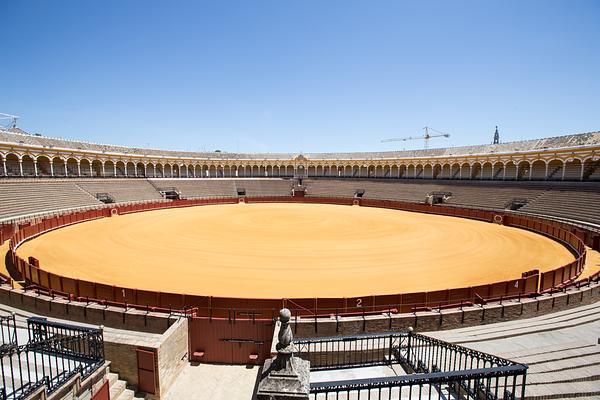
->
[427, 301, 600, 399]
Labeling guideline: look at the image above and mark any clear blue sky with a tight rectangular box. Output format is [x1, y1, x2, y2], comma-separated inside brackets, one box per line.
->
[1, 1, 599, 153]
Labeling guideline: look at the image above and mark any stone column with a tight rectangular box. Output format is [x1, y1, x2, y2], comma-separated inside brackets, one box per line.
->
[50, 160, 54, 177]
[2, 159, 6, 176]
[33, 160, 38, 177]
[18, 158, 23, 176]
[77, 160, 81, 177]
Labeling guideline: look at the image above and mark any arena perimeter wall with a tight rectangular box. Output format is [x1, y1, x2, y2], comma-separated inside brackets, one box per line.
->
[2, 196, 590, 318]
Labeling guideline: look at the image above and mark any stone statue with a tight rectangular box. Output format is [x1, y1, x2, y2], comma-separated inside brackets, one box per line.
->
[276, 308, 293, 351]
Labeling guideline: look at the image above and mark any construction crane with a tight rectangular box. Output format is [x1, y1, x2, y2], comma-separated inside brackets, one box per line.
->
[381, 127, 450, 149]
[0, 113, 19, 129]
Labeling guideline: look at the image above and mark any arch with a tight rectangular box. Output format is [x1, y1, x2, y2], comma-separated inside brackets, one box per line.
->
[36, 156, 52, 177]
[481, 162, 493, 180]
[470, 162, 481, 179]
[407, 164, 416, 179]
[114, 161, 125, 177]
[66, 158, 79, 177]
[431, 164, 441, 179]
[20, 155, 35, 176]
[504, 161, 516, 180]
[156, 163, 164, 178]
[398, 164, 407, 178]
[516, 160, 530, 180]
[492, 162, 504, 180]
[258, 165, 266, 177]
[172, 164, 180, 178]
[80, 159, 92, 177]
[5, 153, 20, 176]
[180, 164, 188, 178]
[124, 161, 134, 177]
[137, 162, 146, 177]
[104, 161, 115, 177]
[440, 164, 451, 179]
[390, 165, 399, 178]
[530, 160, 546, 180]
[450, 163, 460, 179]
[422, 164, 432, 179]
[53, 157, 67, 177]
[546, 159, 563, 181]
[459, 163, 470, 180]
[563, 158, 583, 181]
[315, 165, 323, 176]
[146, 163, 155, 178]
[583, 158, 600, 181]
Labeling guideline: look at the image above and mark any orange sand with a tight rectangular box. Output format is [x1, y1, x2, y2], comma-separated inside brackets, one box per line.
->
[16, 203, 575, 298]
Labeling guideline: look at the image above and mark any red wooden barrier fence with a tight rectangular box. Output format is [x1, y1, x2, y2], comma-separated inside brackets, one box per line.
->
[6, 196, 587, 319]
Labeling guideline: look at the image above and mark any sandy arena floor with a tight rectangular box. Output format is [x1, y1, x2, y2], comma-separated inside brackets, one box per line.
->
[16, 203, 575, 298]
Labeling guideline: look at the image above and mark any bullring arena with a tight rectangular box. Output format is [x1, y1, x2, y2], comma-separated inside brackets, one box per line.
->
[15, 203, 575, 298]
[1, 126, 600, 400]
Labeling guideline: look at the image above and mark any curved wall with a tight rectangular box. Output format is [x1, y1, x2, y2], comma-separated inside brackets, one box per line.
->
[7, 196, 587, 318]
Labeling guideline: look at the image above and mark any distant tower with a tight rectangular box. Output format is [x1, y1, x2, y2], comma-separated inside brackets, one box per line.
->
[493, 126, 500, 144]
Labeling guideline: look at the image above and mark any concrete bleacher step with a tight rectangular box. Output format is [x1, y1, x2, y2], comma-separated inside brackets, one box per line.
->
[500, 341, 594, 359]
[520, 347, 600, 366]
[527, 353, 600, 374]
[528, 365, 600, 385]
[524, 381, 600, 400]
[432, 300, 600, 343]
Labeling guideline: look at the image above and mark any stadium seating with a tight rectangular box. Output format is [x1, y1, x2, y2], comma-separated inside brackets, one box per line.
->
[0, 180, 100, 221]
[76, 179, 163, 203]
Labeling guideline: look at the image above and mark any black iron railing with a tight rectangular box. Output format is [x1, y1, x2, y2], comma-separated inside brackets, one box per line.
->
[296, 331, 527, 400]
[0, 317, 104, 400]
[0, 314, 17, 350]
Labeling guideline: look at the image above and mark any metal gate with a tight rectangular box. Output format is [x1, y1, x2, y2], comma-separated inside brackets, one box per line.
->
[188, 316, 274, 364]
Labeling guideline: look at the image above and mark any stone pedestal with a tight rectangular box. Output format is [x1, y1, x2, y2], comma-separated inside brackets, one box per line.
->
[256, 348, 310, 400]
[256, 308, 310, 399]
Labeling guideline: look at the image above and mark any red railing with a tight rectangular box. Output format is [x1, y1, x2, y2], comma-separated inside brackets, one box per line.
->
[5, 196, 590, 318]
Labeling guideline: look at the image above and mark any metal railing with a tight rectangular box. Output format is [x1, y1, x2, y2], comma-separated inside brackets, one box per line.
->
[0, 317, 104, 400]
[297, 331, 527, 400]
[0, 314, 17, 350]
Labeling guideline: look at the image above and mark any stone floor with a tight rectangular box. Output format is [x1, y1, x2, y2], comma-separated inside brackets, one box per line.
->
[162, 363, 261, 400]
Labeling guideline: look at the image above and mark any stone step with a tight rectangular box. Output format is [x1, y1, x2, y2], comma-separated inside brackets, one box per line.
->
[527, 354, 600, 374]
[524, 381, 600, 400]
[513, 348, 600, 365]
[115, 388, 136, 400]
[501, 341, 595, 359]
[110, 379, 127, 400]
[432, 300, 600, 340]
[528, 366, 600, 385]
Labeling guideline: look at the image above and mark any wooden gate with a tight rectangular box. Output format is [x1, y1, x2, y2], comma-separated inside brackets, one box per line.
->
[91, 381, 110, 400]
[136, 348, 157, 394]
[189, 316, 274, 364]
